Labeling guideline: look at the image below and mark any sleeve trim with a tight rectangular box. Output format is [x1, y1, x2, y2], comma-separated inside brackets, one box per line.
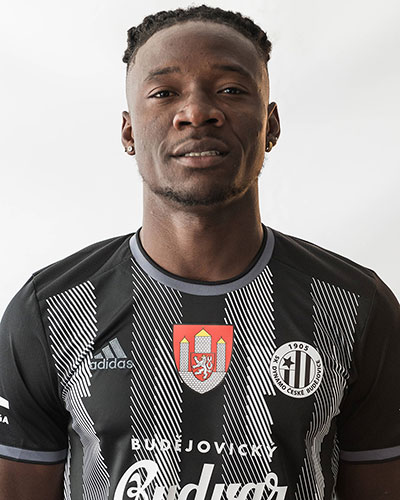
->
[340, 444, 400, 462]
[0, 444, 67, 463]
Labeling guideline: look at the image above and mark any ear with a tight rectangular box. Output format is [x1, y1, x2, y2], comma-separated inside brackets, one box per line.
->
[265, 102, 281, 151]
[121, 111, 135, 154]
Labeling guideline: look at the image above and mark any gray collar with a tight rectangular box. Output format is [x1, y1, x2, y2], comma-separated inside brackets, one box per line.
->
[129, 224, 275, 296]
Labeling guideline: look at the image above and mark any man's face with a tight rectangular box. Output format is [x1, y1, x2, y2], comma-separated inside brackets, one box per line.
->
[122, 21, 279, 207]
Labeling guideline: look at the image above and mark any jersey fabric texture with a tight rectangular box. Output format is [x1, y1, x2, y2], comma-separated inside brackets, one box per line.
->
[0, 224, 399, 500]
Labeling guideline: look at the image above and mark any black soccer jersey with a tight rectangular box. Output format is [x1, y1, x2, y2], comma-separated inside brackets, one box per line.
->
[0, 224, 399, 500]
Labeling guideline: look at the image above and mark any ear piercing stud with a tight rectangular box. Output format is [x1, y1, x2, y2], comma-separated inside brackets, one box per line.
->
[267, 140, 274, 152]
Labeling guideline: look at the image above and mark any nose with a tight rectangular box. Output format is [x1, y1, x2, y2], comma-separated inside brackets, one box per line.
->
[172, 92, 225, 130]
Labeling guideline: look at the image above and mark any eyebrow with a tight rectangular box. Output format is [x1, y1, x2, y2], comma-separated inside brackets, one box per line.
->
[144, 63, 253, 82]
[144, 66, 182, 82]
[210, 63, 253, 80]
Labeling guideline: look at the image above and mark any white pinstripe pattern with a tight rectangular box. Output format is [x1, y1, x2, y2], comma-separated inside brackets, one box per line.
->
[130, 259, 184, 495]
[46, 280, 110, 500]
[295, 278, 360, 500]
[222, 267, 277, 486]
[63, 438, 72, 500]
[331, 434, 340, 481]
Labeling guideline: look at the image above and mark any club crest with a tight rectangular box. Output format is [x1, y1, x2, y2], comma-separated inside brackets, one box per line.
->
[270, 341, 324, 398]
[173, 325, 233, 393]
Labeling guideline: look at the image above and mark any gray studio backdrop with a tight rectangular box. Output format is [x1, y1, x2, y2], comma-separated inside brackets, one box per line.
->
[0, 0, 399, 316]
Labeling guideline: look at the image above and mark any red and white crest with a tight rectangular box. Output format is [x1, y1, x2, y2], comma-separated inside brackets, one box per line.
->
[173, 324, 234, 393]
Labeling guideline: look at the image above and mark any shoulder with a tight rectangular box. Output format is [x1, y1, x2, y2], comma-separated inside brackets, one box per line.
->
[269, 227, 381, 299]
[31, 232, 134, 301]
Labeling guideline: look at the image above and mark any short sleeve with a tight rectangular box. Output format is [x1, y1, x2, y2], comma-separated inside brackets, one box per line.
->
[338, 272, 400, 463]
[0, 275, 68, 464]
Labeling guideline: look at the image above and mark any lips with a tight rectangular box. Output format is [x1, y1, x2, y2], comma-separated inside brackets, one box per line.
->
[171, 138, 229, 157]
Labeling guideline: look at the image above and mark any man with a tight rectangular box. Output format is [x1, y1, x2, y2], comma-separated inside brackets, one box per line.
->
[0, 5, 399, 500]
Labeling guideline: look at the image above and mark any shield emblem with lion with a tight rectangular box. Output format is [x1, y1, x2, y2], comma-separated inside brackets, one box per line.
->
[173, 324, 233, 394]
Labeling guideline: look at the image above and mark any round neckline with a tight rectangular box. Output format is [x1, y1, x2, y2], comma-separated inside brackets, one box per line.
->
[129, 223, 275, 296]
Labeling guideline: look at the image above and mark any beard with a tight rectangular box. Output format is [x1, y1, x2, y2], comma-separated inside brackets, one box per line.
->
[150, 182, 248, 207]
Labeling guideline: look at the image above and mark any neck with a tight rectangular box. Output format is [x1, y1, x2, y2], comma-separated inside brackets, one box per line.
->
[139, 183, 264, 282]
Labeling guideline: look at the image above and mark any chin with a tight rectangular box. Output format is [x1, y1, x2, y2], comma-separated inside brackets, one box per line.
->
[152, 183, 250, 207]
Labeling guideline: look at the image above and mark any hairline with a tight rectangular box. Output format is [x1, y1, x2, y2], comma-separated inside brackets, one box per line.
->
[125, 19, 269, 81]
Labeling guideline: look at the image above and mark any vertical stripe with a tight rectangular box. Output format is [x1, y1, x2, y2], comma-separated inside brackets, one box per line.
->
[304, 356, 311, 387]
[284, 369, 290, 384]
[222, 267, 277, 487]
[294, 278, 360, 500]
[294, 350, 301, 388]
[46, 280, 110, 500]
[130, 259, 184, 495]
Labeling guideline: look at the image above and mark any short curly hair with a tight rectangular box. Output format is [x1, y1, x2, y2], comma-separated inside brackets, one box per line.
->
[122, 5, 272, 76]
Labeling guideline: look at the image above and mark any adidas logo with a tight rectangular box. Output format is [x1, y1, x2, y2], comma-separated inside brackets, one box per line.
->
[90, 338, 133, 371]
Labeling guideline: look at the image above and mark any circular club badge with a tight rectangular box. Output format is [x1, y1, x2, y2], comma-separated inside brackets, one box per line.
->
[270, 342, 323, 398]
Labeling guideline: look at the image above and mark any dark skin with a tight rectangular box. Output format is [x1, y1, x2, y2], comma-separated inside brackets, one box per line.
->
[122, 21, 280, 283]
[336, 459, 400, 498]
[0, 20, 398, 500]
[0, 459, 64, 499]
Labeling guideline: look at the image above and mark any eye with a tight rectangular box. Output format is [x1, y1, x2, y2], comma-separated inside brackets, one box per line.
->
[220, 87, 244, 95]
[149, 90, 175, 98]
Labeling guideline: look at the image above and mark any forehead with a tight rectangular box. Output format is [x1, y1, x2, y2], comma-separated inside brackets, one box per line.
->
[129, 20, 266, 83]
